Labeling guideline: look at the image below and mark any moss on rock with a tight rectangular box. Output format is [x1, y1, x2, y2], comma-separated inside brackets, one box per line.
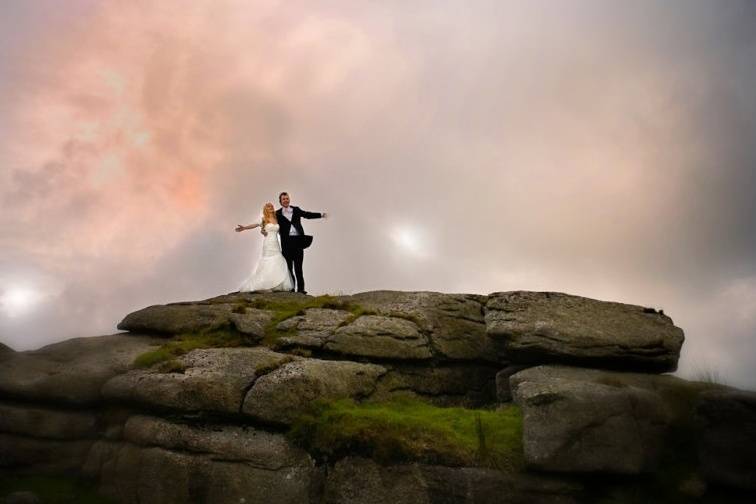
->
[132, 329, 253, 369]
[288, 398, 524, 471]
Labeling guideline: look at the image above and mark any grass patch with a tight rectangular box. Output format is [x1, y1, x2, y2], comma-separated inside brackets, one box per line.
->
[247, 295, 375, 346]
[340, 304, 379, 325]
[133, 329, 252, 369]
[156, 359, 187, 373]
[132, 295, 378, 367]
[0, 474, 115, 504]
[288, 397, 524, 471]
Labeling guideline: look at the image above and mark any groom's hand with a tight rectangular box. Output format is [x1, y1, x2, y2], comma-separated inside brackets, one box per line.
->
[322, 212, 328, 219]
[260, 228, 268, 236]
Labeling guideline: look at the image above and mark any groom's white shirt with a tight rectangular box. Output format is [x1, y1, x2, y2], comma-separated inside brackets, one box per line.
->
[281, 206, 299, 236]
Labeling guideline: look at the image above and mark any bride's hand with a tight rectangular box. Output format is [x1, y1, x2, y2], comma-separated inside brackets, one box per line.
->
[235, 225, 245, 232]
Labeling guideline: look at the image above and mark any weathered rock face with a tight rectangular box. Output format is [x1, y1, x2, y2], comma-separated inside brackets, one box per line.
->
[275, 308, 354, 350]
[0, 403, 98, 440]
[323, 457, 583, 504]
[1, 289, 753, 503]
[273, 291, 504, 365]
[347, 291, 503, 363]
[116, 303, 236, 335]
[83, 440, 322, 504]
[276, 310, 433, 360]
[111, 291, 504, 406]
[486, 291, 684, 372]
[0, 341, 14, 359]
[495, 365, 531, 403]
[696, 390, 756, 491]
[327, 315, 432, 360]
[116, 291, 505, 366]
[229, 308, 274, 340]
[0, 434, 94, 474]
[0, 400, 104, 474]
[122, 415, 311, 469]
[102, 347, 294, 414]
[371, 364, 496, 407]
[0, 334, 164, 405]
[509, 365, 699, 474]
[242, 359, 387, 425]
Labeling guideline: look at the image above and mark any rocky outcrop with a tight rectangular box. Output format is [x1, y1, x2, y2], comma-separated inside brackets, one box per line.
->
[229, 308, 274, 339]
[1, 289, 751, 504]
[371, 363, 496, 407]
[323, 457, 583, 504]
[83, 440, 321, 504]
[274, 308, 355, 350]
[486, 291, 684, 372]
[509, 365, 680, 473]
[696, 390, 756, 491]
[102, 347, 293, 414]
[121, 415, 311, 468]
[0, 434, 94, 474]
[0, 341, 14, 359]
[242, 359, 387, 424]
[346, 291, 501, 363]
[0, 403, 98, 440]
[495, 365, 530, 402]
[0, 334, 163, 405]
[276, 310, 434, 360]
[328, 315, 432, 360]
[117, 303, 237, 335]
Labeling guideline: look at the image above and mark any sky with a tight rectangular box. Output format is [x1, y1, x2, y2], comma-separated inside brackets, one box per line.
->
[0, 0, 754, 388]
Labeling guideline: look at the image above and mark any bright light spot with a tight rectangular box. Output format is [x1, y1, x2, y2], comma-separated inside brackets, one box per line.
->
[391, 226, 425, 257]
[0, 286, 43, 318]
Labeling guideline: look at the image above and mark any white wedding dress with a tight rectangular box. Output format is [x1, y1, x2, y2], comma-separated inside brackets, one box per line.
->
[239, 223, 293, 292]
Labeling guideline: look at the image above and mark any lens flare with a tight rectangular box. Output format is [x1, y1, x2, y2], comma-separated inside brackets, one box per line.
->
[0, 286, 42, 318]
[391, 226, 425, 257]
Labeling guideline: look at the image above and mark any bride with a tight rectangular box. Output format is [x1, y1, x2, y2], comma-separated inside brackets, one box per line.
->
[236, 203, 294, 292]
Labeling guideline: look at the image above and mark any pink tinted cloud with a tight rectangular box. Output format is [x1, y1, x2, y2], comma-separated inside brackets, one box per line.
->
[0, 0, 410, 271]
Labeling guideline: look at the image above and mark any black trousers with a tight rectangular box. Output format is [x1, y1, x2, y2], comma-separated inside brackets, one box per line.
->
[282, 242, 305, 292]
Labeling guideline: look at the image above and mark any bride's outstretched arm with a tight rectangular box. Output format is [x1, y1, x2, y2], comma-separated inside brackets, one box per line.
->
[235, 222, 262, 232]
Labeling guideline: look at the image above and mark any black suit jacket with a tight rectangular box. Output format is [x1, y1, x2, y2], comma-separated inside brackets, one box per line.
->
[276, 206, 323, 246]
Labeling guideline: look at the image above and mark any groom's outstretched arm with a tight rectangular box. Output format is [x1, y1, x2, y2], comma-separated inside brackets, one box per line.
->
[299, 208, 325, 219]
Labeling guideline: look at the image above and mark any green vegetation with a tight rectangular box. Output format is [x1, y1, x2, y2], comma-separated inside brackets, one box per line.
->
[0, 474, 115, 504]
[288, 398, 524, 471]
[132, 295, 375, 368]
[132, 329, 252, 369]
[246, 295, 375, 346]
[156, 359, 188, 373]
[340, 304, 379, 325]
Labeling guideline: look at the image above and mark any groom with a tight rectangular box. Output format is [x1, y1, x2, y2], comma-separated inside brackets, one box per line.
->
[265, 192, 327, 294]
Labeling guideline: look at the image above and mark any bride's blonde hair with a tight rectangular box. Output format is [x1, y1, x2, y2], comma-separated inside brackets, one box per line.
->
[261, 202, 277, 226]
